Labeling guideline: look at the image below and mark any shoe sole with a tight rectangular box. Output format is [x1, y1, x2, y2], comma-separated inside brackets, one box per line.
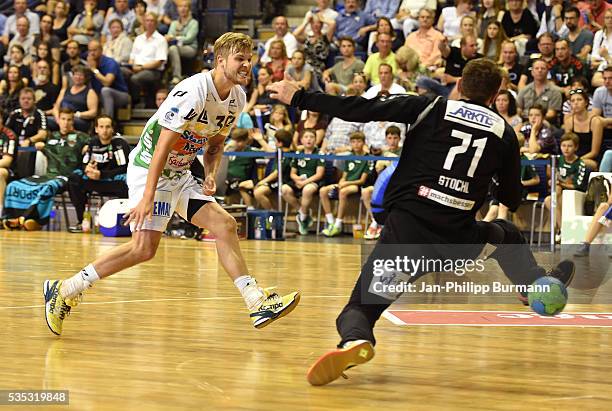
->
[254, 292, 301, 329]
[557, 261, 576, 288]
[43, 280, 61, 336]
[307, 341, 375, 386]
[24, 219, 42, 231]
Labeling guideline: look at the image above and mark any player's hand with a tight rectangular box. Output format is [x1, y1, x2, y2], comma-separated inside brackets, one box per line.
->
[203, 175, 216, 196]
[267, 74, 300, 105]
[124, 197, 153, 231]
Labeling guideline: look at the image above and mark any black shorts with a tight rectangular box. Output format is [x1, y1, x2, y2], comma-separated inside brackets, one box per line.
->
[372, 210, 387, 225]
[285, 181, 321, 197]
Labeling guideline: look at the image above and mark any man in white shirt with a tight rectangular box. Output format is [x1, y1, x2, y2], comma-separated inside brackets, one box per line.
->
[1, 0, 40, 47]
[363, 63, 406, 99]
[128, 12, 168, 108]
[260, 16, 297, 64]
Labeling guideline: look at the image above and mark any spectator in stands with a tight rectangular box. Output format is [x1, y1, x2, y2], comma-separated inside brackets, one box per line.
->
[87, 40, 129, 118]
[5, 45, 32, 83]
[574, 190, 612, 256]
[549, 39, 590, 95]
[517, 105, 558, 155]
[2, 108, 88, 231]
[285, 49, 320, 93]
[562, 6, 595, 60]
[244, 67, 278, 124]
[0, 66, 26, 115]
[517, 59, 562, 123]
[477, 0, 505, 39]
[293, 110, 327, 148]
[366, 17, 403, 55]
[495, 89, 522, 128]
[323, 36, 364, 95]
[404, 8, 444, 70]
[563, 88, 604, 170]
[257, 104, 293, 147]
[131, 0, 147, 37]
[544, 132, 588, 240]
[103, 18, 133, 65]
[362, 120, 405, 153]
[583, 0, 612, 33]
[165, 0, 198, 85]
[437, 0, 473, 40]
[1, 0, 40, 48]
[61, 39, 87, 89]
[52, 1, 70, 43]
[253, 129, 293, 210]
[34, 14, 60, 63]
[67, 114, 129, 232]
[68, 0, 105, 46]
[282, 128, 325, 235]
[31, 41, 59, 86]
[32, 59, 60, 115]
[363, 0, 400, 21]
[394, 46, 424, 92]
[591, 8, 612, 70]
[334, 0, 376, 46]
[6, 87, 46, 147]
[520, 32, 556, 89]
[0, 110, 16, 219]
[301, 15, 331, 80]
[350, 72, 367, 96]
[498, 41, 524, 93]
[450, 15, 482, 52]
[265, 40, 289, 83]
[562, 77, 593, 115]
[438, 34, 482, 95]
[155, 87, 168, 108]
[363, 63, 406, 99]
[394, 0, 436, 37]
[260, 16, 298, 64]
[224, 128, 260, 208]
[128, 12, 167, 108]
[51, 65, 98, 132]
[146, 0, 166, 30]
[363, 32, 397, 85]
[320, 87, 362, 154]
[7, 17, 35, 65]
[161, 0, 198, 36]
[102, 0, 135, 39]
[592, 66, 612, 122]
[320, 131, 372, 237]
[482, 21, 506, 62]
[501, 0, 538, 54]
[294, 0, 338, 42]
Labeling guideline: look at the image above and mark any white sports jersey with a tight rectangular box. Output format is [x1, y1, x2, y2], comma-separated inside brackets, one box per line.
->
[131, 71, 247, 175]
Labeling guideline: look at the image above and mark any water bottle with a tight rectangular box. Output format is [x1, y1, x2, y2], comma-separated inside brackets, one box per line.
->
[82, 205, 92, 233]
[254, 216, 263, 240]
[48, 210, 56, 231]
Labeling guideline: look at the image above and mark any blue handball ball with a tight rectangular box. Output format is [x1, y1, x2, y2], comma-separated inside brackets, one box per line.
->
[528, 276, 568, 316]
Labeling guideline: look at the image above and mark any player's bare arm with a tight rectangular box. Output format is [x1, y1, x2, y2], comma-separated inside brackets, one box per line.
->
[124, 127, 180, 230]
[202, 133, 225, 196]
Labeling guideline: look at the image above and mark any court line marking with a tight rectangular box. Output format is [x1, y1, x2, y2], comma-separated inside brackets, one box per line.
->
[386, 309, 612, 314]
[0, 295, 350, 310]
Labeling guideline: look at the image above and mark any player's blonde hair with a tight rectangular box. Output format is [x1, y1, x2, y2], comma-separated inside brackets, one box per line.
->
[214, 32, 253, 67]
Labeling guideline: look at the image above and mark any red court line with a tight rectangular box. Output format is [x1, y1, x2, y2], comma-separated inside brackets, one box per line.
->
[384, 310, 612, 327]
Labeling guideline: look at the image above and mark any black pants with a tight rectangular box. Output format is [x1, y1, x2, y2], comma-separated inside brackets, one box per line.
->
[67, 174, 128, 223]
[336, 209, 546, 347]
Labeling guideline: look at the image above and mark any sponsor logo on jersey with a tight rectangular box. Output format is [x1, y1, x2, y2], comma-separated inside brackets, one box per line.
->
[444, 101, 504, 138]
[165, 107, 179, 121]
[418, 185, 475, 210]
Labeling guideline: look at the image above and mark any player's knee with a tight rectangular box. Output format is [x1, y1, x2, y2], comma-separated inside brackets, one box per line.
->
[597, 202, 609, 214]
[491, 218, 524, 244]
[219, 214, 238, 236]
[131, 242, 157, 262]
[0, 167, 8, 179]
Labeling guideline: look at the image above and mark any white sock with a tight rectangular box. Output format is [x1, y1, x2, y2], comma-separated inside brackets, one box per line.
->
[60, 264, 100, 298]
[234, 275, 265, 310]
[299, 210, 307, 221]
[326, 213, 334, 225]
[369, 221, 378, 229]
[343, 339, 373, 349]
[334, 218, 343, 228]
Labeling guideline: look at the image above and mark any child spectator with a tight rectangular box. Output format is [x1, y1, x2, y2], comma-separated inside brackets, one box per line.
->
[254, 129, 293, 210]
[544, 132, 588, 239]
[574, 191, 612, 256]
[0, 110, 16, 218]
[224, 128, 260, 209]
[281, 128, 325, 234]
[319, 131, 372, 237]
[517, 105, 558, 155]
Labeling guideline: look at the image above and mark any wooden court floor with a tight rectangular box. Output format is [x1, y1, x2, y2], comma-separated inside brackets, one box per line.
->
[1, 231, 612, 410]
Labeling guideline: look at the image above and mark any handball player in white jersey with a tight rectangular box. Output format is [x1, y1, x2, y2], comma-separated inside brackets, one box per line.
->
[43, 33, 300, 336]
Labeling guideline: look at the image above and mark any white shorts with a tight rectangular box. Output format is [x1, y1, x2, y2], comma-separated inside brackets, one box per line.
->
[127, 165, 216, 232]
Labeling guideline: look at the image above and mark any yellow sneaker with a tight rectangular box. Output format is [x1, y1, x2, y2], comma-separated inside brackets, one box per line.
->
[43, 280, 81, 336]
[307, 340, 375, 386]
[249, 287, 300, 329]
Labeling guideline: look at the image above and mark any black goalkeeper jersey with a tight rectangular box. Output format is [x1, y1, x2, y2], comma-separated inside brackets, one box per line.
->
[290, 91, 522, 228]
